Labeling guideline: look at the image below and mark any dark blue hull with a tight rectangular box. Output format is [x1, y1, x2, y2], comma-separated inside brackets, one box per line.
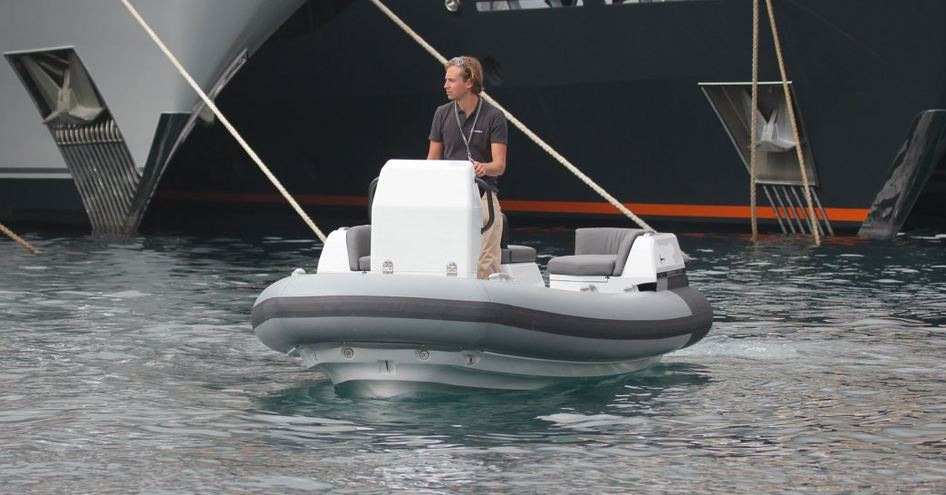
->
[35, 0, 946, 234]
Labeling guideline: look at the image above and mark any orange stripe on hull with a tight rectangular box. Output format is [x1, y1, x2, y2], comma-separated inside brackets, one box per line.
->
[157, 192, 868, 223]
[501, 200, 869, 223]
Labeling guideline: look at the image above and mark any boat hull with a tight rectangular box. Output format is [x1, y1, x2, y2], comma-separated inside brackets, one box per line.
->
[251, 272, 712, 396]
[299, 344, 662, 397]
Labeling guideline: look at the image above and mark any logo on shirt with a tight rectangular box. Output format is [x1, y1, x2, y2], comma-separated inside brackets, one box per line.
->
[472, 129, 484, 134]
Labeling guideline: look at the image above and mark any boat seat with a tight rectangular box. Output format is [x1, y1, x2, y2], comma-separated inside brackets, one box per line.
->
[502, 245, 536, 264]
[346, 225, 371, 271]
[346, 214, 538, 271]
[547, 227, 646, 277]
[500, 213, 537, 264]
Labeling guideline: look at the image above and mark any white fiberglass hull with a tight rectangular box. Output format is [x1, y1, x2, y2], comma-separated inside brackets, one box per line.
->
[298, 344, 663, 398]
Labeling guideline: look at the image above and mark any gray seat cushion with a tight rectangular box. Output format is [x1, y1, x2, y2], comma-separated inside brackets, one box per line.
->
[501, 244, 536, 264]
[346, 225, 371, 271]
[546, 254, 617, 276]
[574, 227, 646, 276]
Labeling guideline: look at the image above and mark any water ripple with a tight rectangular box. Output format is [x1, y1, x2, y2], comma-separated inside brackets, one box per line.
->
[1, 231, 944, 492]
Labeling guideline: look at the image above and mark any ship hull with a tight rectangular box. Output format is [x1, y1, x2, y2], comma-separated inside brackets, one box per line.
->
[146, 0, 946, 234]
[6, 1, 944, 234]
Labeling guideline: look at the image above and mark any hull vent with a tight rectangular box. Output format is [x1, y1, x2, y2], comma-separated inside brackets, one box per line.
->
[701, 82, 831, 234]
[700, 82, 818, 187]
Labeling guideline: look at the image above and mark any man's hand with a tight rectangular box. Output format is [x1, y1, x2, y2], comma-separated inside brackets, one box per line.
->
[472, 161, 489, 177]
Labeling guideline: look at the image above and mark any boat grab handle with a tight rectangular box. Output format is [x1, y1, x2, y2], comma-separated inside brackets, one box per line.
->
[368, 177, 379, 221]
[475, 178, 495, 234]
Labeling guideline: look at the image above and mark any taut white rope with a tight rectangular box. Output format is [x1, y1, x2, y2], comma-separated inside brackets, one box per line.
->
[370, 0, 655, 232]
[120, 0, 327, 242]
[0, 222, 38, 254]
[764, 0, 821, 245]
[750, 0, 760, 241]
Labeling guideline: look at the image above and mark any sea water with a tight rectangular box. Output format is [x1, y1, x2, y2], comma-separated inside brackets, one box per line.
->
[1, 230, 944, 493]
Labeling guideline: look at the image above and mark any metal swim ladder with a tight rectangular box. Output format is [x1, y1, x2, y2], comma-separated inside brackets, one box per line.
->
[759, 184, 833, 236]
[50, 119, 141, 233]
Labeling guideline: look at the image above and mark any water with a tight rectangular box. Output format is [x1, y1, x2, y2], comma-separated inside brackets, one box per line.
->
[1, 230, 945, 493]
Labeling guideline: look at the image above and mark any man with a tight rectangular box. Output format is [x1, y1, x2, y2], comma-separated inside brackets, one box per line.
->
[427, 55, 508, 280]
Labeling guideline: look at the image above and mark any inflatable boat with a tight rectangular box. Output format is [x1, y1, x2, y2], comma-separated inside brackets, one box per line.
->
[252, 160, 712, 397]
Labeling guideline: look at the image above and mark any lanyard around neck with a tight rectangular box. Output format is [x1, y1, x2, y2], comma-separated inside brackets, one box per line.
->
[453, 97, 481, 162]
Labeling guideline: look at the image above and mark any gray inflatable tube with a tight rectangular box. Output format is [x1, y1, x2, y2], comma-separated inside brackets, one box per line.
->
[252, 273, 712, 362]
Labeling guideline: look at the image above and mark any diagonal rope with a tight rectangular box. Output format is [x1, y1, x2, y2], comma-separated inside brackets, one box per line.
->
[370, 0, 655, 232]
[764, 0, 821, 245]
[120, 0, 327, 242]
[0, 222, 38, 254]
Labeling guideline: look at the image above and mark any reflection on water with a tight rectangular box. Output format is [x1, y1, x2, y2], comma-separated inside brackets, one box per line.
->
[1, 230, 944, 493]
[257, 362, 713, 447]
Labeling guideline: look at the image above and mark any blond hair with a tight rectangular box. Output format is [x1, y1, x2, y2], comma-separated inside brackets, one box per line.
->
[446, 56, 484, 94]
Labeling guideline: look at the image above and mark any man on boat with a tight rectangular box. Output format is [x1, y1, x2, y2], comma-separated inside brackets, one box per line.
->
[427, 55, 508, 280]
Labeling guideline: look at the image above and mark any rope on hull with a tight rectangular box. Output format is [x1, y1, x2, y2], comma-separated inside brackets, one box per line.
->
[762, 0, 822, 245]
[120, 0, 327, 242]
[750, 0, 761, 241]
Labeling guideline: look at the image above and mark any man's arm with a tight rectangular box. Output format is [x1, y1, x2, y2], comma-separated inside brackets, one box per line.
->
[427, 140, 443, 160]
[473, 143, 506, 177]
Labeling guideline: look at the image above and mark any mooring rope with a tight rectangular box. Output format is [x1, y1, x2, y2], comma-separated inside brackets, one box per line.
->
[0, 222, 38, 254]
[749, 0, 760, 242]
[370, 0, 656, 232]
[120, 0, 327, 242]
[764, 0, 821, 245]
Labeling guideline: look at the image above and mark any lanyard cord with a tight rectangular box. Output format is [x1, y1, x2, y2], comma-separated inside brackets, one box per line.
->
[453, 97, 482, 161]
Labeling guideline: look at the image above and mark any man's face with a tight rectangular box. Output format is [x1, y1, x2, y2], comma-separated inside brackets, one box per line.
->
[443, 66, 472, 101]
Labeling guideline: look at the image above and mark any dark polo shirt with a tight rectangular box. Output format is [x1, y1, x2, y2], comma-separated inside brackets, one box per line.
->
[429, 97, 508, 191]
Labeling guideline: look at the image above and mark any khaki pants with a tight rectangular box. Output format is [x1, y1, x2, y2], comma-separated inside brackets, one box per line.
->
[479, 193, 503, 279]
